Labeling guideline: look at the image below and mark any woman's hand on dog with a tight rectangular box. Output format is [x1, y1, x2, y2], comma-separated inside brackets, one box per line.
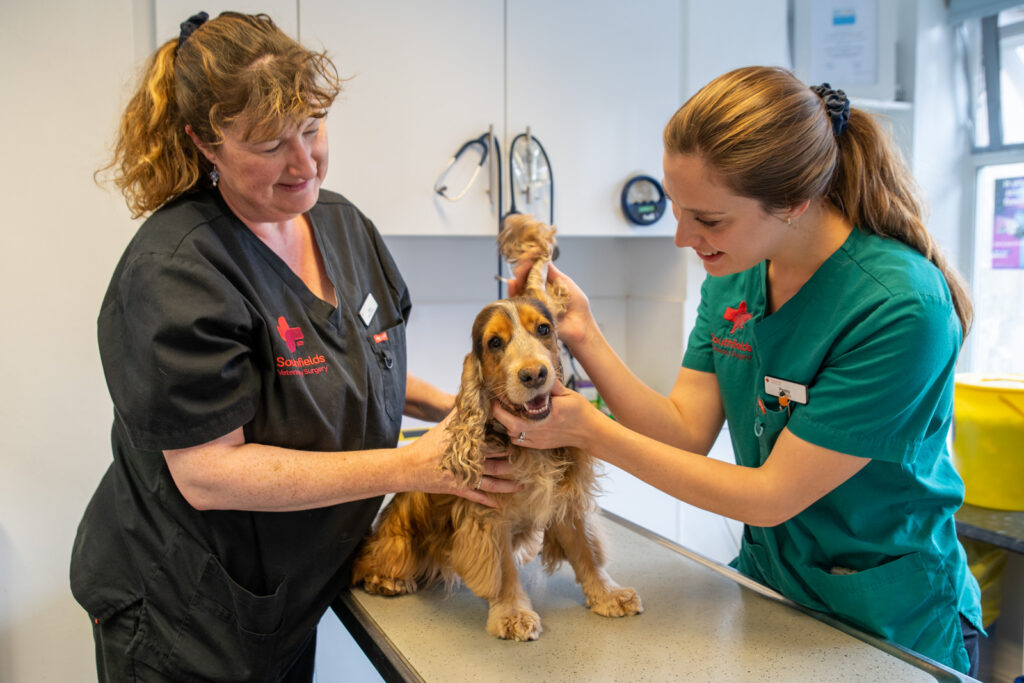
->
[508, 261, 594, 352]
[406, 412, 523, 507]
[491, 381, 599, 452]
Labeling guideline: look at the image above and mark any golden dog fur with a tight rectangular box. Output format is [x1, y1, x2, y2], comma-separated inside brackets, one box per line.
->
[351, 216, 642, 641]
[497, 213, 571, 316]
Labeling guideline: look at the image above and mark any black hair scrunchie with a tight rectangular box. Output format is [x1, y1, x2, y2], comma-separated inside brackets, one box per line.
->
[178, 11, 210, 48]
[810, 83, 850, 137]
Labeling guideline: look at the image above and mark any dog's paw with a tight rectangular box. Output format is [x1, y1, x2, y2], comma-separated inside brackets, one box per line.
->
[360, 575, 417, 597]
[588, 586, 643, 617]
[486, 604, 542, 641]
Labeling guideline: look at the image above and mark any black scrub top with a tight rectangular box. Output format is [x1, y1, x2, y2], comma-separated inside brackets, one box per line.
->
[70, 189, 410, 680]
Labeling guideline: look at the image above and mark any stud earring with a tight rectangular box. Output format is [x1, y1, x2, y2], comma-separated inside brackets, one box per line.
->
[209, 166, 220, 187]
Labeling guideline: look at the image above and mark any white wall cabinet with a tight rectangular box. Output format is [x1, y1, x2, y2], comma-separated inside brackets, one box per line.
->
[302, 0, 681, 236]
[505, 0, 682, 236]
[301, 1, 505, 236]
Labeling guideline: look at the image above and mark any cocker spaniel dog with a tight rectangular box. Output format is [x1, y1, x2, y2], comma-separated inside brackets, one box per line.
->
[351, 216, 642, 641]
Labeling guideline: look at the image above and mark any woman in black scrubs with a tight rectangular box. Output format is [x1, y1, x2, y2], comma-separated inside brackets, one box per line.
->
[70, 11, 513, 682]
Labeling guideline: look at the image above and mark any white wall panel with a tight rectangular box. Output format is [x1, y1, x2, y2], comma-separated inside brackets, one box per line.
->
[0, 0, 140, 679]
[683, 0, 790, 97]
[506, 0, 683, 237]
[301, 1, 505, 235]
[155, 1, 298, 46]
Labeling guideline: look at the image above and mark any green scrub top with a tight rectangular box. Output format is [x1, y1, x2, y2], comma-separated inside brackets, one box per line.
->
[682, 227, 982, 674]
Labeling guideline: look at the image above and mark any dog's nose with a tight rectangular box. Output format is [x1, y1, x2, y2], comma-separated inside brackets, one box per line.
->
[518, 364, 548, 388]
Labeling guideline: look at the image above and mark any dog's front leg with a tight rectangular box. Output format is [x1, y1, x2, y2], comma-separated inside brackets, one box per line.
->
[452, 514, 541, 641]
[352, 495, 422, 596]
[545, 511, 643, 618]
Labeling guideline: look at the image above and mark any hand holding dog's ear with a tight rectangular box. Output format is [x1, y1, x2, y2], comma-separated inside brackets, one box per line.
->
[536, 264, 593, 351]
[506, 259, 535, 298]
[508, 261, 590, 344]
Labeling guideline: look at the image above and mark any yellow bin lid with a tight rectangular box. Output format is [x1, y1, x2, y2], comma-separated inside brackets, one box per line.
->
[955, 373, 1024, 392]
[952, 373, 1024, 510]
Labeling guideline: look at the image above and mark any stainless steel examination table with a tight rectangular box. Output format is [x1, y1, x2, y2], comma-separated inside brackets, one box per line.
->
[334, 511, 978, 682]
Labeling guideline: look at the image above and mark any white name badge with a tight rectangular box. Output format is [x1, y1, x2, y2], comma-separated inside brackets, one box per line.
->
[359, 293, 378, 327]
[764, 376, 808, 405]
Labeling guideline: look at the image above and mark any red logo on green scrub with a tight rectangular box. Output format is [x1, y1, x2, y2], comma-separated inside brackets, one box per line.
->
[276, 316, 304, 353]
[723, 301, 752, 334]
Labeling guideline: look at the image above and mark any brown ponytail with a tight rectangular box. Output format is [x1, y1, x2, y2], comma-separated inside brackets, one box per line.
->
[97, 39, 203, 218]
[828, 107, 973, 336]
[664, 66, 972, 337]
[97, 12, 343, 218]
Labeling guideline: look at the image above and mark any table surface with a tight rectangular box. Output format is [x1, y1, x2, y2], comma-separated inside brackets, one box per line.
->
[336, 511, 975, 682]
[955, 503, 1024, 554]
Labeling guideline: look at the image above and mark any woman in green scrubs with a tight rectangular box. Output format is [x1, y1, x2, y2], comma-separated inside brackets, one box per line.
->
[495, 66, 983, 675]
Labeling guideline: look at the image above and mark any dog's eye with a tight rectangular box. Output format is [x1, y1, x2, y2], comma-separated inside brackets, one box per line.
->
[536, 323, 551, 336]
[487, 336, 503, 350]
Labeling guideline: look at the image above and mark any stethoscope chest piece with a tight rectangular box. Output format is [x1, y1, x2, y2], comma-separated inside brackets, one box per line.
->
[621, 175, 667, 226]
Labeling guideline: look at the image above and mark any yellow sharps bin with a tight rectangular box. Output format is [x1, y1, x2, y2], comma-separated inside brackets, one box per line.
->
[951, 374, 1024, 511]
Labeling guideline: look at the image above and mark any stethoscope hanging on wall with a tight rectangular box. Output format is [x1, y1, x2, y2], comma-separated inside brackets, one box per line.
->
[506, 127, 554, 226]
[432, 126, 552, 225]
[433, 130, 497, 202]
[433, 127, 554, 298]
[433, 128, 505, 298]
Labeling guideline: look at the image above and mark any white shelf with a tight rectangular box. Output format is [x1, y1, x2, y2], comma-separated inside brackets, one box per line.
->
[851, 97, 913, 112]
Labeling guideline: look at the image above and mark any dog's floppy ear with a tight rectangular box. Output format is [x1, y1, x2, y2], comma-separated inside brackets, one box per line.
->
[443, 349, 489, 488]
[499, 214, 555, 264]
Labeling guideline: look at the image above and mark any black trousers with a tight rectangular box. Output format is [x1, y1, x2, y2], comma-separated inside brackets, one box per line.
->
[91, 604, 318, 683]
[961, 613, 980, 680]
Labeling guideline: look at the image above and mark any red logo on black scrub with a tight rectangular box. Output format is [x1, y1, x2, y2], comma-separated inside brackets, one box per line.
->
[723, 301, 752, 334]
[276, 316, 304, 352]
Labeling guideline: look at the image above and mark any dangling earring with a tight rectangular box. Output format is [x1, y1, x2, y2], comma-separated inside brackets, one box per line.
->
[209, 166, 220, 187]
[787, 217, 792, 226]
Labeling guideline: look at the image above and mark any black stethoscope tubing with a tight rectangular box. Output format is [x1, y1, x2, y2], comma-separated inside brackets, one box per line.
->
[434, 130, 554, 299]
[494, 135, 504, 299]
[433, 133, 492, 201]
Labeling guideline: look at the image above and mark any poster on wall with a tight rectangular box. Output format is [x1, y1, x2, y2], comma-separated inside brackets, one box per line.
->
[792, 0, 897, 101]
[993, 176, 1024, 269]
[810, 0, 878, 87]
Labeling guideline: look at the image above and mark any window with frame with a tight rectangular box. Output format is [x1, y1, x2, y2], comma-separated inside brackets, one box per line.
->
[955, 0, 1024, 373]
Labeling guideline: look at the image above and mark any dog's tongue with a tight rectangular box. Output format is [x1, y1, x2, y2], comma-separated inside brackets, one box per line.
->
[526, 395, 548, 412]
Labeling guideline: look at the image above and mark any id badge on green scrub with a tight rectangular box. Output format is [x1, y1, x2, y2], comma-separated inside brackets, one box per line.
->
[764, 376, 807, 408]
